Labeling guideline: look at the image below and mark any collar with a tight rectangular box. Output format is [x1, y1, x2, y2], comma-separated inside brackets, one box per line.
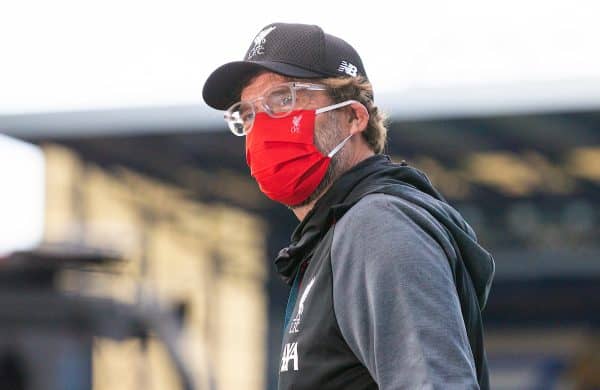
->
[274, 154, 440, 284]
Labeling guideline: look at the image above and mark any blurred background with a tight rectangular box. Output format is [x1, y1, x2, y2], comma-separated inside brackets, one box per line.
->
[1, 1, 599, 389]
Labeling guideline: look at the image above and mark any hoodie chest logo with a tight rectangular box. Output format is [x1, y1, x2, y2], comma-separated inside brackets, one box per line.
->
[289, 276, 315, 334]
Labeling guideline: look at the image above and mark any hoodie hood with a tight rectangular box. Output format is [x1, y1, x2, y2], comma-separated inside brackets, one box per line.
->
[275, 154, 495, 309]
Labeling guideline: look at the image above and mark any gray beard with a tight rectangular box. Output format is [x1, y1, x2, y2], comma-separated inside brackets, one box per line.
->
[290, 112, 349, 209]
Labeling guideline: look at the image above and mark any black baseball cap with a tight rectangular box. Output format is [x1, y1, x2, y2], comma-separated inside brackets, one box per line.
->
[202, 22, 368, 110]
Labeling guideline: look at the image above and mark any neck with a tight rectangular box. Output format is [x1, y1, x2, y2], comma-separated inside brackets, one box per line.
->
[292, 193, 324, 221]
[292, 147, 375, 221]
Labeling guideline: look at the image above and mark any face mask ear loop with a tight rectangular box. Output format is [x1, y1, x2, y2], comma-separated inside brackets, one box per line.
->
[327, 134, 353, 158]
[315, 100, 359, 158]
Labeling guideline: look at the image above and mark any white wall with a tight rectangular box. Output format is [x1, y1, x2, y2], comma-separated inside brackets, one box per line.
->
[0, 134, 45, 255]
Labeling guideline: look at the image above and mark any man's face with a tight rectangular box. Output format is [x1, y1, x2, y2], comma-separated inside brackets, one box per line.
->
[240, 72, 353, 208]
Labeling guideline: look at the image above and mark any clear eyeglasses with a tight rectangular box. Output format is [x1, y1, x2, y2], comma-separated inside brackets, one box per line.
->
[224, 82, 328, 136]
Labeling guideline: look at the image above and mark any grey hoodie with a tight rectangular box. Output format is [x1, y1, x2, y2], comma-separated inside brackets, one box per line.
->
[276, 155, 495, 389]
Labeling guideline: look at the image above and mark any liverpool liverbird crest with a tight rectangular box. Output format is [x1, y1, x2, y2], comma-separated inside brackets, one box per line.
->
[247, 26, 277, 59]
[291, 114, 303, 133]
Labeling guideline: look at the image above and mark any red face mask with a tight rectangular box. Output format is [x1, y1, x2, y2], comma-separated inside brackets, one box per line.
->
[245, 100, 356, 206]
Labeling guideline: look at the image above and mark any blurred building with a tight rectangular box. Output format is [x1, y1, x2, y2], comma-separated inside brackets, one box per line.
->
[2, 103, 600, 389]
[9, 142, 269, 390]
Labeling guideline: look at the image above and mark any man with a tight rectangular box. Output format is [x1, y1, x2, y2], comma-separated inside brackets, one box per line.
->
[203, 22, 495, 389]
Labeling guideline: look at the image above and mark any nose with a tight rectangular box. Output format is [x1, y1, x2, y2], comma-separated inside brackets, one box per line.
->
[252, 98, 268, 115]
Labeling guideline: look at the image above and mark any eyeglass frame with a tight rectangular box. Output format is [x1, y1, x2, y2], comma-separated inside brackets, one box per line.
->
[224, 81, 331, 136]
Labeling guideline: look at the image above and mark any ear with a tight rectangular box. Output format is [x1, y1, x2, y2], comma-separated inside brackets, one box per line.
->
[347, 101, 370, 135]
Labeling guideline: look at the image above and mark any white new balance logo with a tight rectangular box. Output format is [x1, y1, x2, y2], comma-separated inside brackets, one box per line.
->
[337, 61, 358, 77]
[280, 342, 299, 372]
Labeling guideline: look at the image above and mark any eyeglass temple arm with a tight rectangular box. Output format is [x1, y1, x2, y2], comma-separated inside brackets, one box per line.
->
[315, 100, 359, 115]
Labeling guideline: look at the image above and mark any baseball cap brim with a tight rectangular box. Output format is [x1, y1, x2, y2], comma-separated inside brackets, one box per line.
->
[202, 60, 326, 110]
